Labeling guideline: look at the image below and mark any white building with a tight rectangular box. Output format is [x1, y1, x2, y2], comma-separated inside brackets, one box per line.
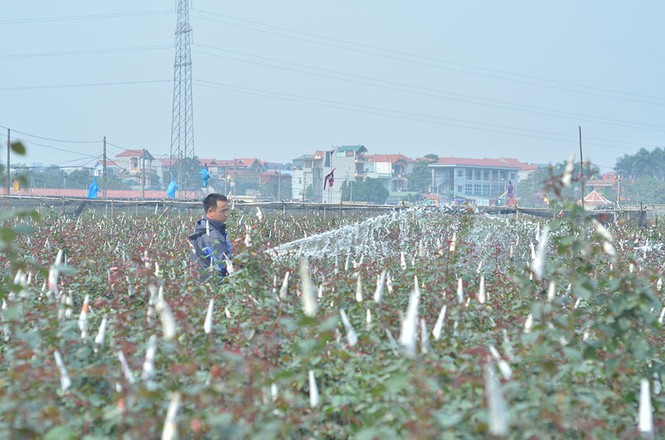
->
[429, 157, 525, 206]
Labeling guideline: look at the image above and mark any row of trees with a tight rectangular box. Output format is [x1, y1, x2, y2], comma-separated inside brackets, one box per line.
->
[11, 148, 665, 204]
[12, 166, 137, 191]
[340, 178, 389, 204]
[517, 147, 665, 205]
[10, 163, 294, 201]
[613, 148, 665, 204]
[615, 147, 665, 181]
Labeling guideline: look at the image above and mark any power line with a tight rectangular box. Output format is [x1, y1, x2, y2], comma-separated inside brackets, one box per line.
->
[0, 45, 171, 60]
[105, 141, 132, 152]
[194, 79, 654, 155]
[193, 79, 598, 145]
[194, 44, 665, 133]
[12, 154, 101, 169]
[17, 140, 100, 158]
[0, 124, 99, 143]
[192, 9, 665, 106]
[341, 0, 665, 62]
[0, 79, 171, 92]
[53, 155, 102, 168]
[0, 10, 172, 25]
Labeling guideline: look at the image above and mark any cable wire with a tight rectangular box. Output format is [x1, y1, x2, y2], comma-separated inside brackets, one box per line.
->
[195, 79, 653, 154]
[194, 44, 665, 133]
[0, 45, 171, 60]
[0, 10, 172, 25]
[192, 9, 665, 106]
[0, 79, 171, 92]
[106, 141, 135, 152]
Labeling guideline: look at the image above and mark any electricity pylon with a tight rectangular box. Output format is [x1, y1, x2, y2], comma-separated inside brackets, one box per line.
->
[169, 0, 196, 193]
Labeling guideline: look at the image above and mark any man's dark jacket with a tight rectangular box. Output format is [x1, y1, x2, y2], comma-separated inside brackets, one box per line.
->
[188, 218, 233, 282]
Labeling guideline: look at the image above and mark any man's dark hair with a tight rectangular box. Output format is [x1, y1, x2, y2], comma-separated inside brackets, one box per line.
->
[203, 193, 228, 212]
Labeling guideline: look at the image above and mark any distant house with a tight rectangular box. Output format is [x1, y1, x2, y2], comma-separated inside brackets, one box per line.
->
[328, 145, 368, 203]
[518, 162, 540, 182]
[364, 154, 414, 192]
[291, 145, 368, 203]
[236, 158, 267, 173]
[155, 157, 176, 184]
[198, 158, 223, 177]
[93, 159, 121, 177]
[291, 153, 317, 201]
[115, 149, 154, 174]
[429, 157, 526, 205]
[114, 149, 156, 187]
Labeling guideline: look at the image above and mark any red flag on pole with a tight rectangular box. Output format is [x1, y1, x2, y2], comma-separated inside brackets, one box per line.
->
[324, 168, 335, 189]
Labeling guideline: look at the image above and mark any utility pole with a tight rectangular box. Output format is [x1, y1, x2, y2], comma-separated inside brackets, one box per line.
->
[103, 136, 107, 199]
[579, 126, 585, 210]
[277, 170, 281, 201]
[6, 128, 10, 195]
[142, 148, 146, 199]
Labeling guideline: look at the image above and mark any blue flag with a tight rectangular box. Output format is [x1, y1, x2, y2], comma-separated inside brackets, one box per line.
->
[166, 179, 179, 198]
[199, 166, 211, 188]
[87, 177, 100, 199]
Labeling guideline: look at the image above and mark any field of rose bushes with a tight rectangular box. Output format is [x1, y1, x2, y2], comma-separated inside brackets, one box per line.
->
[1, 199, 665, 439]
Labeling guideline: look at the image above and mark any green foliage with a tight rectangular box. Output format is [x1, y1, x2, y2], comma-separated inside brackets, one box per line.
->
[612, 147, 665, 204]
[1, 170, 664, 437]
[407, 159, 434, 193]
[12, 165, 133, 191]
[1, 142, 42, 302]
[166, 156, 201, 190]
[341, 178, 389, 204]
[622, 177, 665, 205]
[615, 147, 665, 181]
[262, 176, 292, 201]
[518, 160, 600, 206]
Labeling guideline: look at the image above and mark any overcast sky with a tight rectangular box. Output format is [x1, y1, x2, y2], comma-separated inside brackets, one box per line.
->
[2, 0, 664, 171]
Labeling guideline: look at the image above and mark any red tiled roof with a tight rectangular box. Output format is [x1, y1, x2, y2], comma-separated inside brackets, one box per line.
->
[96, 159, 120, 168]
[236, 158, 265, 167]
[578, 190, 612, 206]
[198, 158, 219, 166]
[116, 149, 149, 158]
[431, 157, 526, 169]
[215, 159, 248, 168]
[365, 154, 414, 164]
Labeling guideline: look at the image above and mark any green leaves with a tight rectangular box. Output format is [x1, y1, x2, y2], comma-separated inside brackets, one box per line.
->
[0, 205, 664, 438]
[44, 426, 76, 440]
[10, 141, 25, 155]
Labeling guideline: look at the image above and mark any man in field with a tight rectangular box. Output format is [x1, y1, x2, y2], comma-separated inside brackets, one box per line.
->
[189, 193, 233, 283]
[507, 181, 516, 207]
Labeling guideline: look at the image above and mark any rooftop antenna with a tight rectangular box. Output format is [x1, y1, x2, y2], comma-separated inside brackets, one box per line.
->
[169, 0, 195, 195]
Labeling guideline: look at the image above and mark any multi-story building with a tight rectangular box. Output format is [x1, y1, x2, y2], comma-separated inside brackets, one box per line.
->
[364, 154, 414, 191]
[114, 149, 156, 187]
[292, 145, 367, 203]
[92, 159, 121, 177]
[292, 152, 325, 201]
[328, 145, 367, 203]
[114, 149, 154, 175]
[429, 157, 525, 205]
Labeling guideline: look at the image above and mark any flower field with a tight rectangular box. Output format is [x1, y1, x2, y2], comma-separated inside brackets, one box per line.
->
[1, 201, 664, 439]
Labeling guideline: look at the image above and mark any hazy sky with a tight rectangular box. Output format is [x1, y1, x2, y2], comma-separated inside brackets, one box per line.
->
[2, 0, 664, 172]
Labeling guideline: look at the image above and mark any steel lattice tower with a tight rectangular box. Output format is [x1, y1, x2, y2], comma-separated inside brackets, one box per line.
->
[169, 0, 195, 191]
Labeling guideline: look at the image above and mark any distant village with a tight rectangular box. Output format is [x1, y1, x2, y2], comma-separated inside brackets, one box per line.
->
[7, 145, 623, 206]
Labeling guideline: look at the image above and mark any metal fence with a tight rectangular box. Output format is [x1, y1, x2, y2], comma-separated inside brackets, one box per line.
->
[0, 195, 404, 219]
